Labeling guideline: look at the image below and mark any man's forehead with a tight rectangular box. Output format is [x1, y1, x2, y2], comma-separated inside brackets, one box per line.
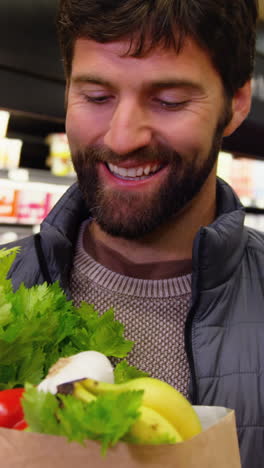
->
[72, 36, 204, 63]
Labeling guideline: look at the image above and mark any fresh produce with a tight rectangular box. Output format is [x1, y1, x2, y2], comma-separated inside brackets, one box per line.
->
[0, 388, 24, 428]
[0, 247, 147, 438]
[70, 381, 183, 445]
[38, 351, 114, 394]
[0, 247, 202, 453]
[78, 377, 202, 440]
[21, 373, 202, 451]
[0, 247, 134, 390]
[72, 382, 97, 403]
[29, 352, 197, 447]
[124, 406, 183, 445]
[12, 419, 28, 430]
[22, 383, 145, 453]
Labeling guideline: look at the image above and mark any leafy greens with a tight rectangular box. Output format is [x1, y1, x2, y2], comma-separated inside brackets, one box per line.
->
[0, 248, 136, 389]
[23, 383, 144, 454]
[0, 247, 153, 453]
[114, 360, 149, 383]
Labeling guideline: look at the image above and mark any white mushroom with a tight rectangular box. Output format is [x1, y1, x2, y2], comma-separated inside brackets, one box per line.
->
[38, 351, 114, 394]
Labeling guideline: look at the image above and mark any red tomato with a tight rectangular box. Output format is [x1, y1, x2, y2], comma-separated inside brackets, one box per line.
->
[0, 388, 24, 428]
[12, 419, 28, 430]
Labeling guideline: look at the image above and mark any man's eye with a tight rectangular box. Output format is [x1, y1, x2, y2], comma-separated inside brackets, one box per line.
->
[84, 95, 111, 104]
[155, 99, 188, 109]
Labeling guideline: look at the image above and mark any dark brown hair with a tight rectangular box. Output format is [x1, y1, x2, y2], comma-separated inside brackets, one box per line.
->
[57, 0, 258, 97]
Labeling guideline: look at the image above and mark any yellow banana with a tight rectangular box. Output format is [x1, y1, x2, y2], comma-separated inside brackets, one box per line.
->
[124, 405, 183, 445]
[81, 377, 202, 440]
[72, 382, 182, 445]
[72, 382, 97, 403]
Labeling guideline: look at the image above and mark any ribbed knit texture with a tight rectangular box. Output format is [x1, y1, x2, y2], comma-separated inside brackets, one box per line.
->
[69, 221, 192, 398]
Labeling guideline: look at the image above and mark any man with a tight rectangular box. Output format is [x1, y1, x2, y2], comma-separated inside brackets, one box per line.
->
[5, 1, 261, 466]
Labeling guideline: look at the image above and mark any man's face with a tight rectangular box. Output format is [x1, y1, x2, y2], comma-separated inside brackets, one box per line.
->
[66, 38, 231, 239]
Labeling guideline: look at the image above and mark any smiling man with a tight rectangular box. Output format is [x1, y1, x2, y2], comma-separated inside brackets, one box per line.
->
[67, 38, 234, 246]
[5, 1, 263, 466]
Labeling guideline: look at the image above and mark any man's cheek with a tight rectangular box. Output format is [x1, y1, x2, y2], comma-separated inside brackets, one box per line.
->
[172, 133, 204, 161]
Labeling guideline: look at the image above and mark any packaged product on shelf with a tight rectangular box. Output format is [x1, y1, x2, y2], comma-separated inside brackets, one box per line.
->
[16, 181, 70, 225]
[0, 138, 23, 169]
[46, 133, 75, 177]
[16, 188, 50, 225]
[251, 160, 264, 208]
[0, 110, 10, 139]
[229, 158, 254, 204]
[47, 190, 66, 212]
[0, 186, 19, 220]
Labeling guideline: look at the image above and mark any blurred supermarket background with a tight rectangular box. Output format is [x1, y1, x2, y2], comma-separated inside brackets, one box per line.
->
[0, 1, 263, 243]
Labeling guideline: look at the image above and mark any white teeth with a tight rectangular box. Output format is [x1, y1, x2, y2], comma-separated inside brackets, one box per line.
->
[127, 167, 137, 177]
[108, 163, 115, 173]
[118, 167, 128, 177]
[136, 167, 144, 176]
[143, 165, 151, 176]
[107, 163, 161, 178]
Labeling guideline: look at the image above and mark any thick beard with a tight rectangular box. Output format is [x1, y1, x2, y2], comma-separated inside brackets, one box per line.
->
[72, 119, 227, 240]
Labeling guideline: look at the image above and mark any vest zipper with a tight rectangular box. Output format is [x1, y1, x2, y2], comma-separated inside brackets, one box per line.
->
[185, 228, 205, 405]
[185, 301, 198, 404]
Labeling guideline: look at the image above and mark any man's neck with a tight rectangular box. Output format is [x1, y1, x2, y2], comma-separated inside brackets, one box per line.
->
[83, 176, 217, 268]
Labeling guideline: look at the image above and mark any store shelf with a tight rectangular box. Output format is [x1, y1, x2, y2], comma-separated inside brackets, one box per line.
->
[0, 168, 76, 187]
[0, 223, 36, 245]
[0, 168, 75, 227]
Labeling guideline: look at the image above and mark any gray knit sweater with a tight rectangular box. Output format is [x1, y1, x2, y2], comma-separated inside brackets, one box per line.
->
[69, 222, 192, 398]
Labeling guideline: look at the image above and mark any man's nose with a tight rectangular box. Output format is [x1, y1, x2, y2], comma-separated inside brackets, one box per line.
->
[103, 99, 152, 155]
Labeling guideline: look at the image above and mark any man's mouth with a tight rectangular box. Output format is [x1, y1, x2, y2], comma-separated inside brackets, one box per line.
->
[106, 162, 164, 181]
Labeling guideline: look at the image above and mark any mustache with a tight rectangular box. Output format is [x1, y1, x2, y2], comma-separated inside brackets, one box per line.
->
[73, 143, 181, 166]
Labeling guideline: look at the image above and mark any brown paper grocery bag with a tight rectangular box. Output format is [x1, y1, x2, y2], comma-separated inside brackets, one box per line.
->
[0, 409, 241, 468]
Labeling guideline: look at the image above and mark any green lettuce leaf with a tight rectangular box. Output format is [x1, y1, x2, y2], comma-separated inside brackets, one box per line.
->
[22, 383, 64, 436]
[69, 303, 134, 358]
[22, 383, 143, 454]
[0, 248, 134, 389]
[0, 247, 20, 294]
[114, 360, 149, 383]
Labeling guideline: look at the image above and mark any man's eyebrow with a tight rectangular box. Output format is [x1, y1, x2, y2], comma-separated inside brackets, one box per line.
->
[71, 74, 113, 88]
[71, 75, 205, 94]
[148, 79, 205, 93]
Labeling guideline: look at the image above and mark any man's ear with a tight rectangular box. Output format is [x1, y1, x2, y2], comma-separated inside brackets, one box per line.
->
[223, 80, 252, 137]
